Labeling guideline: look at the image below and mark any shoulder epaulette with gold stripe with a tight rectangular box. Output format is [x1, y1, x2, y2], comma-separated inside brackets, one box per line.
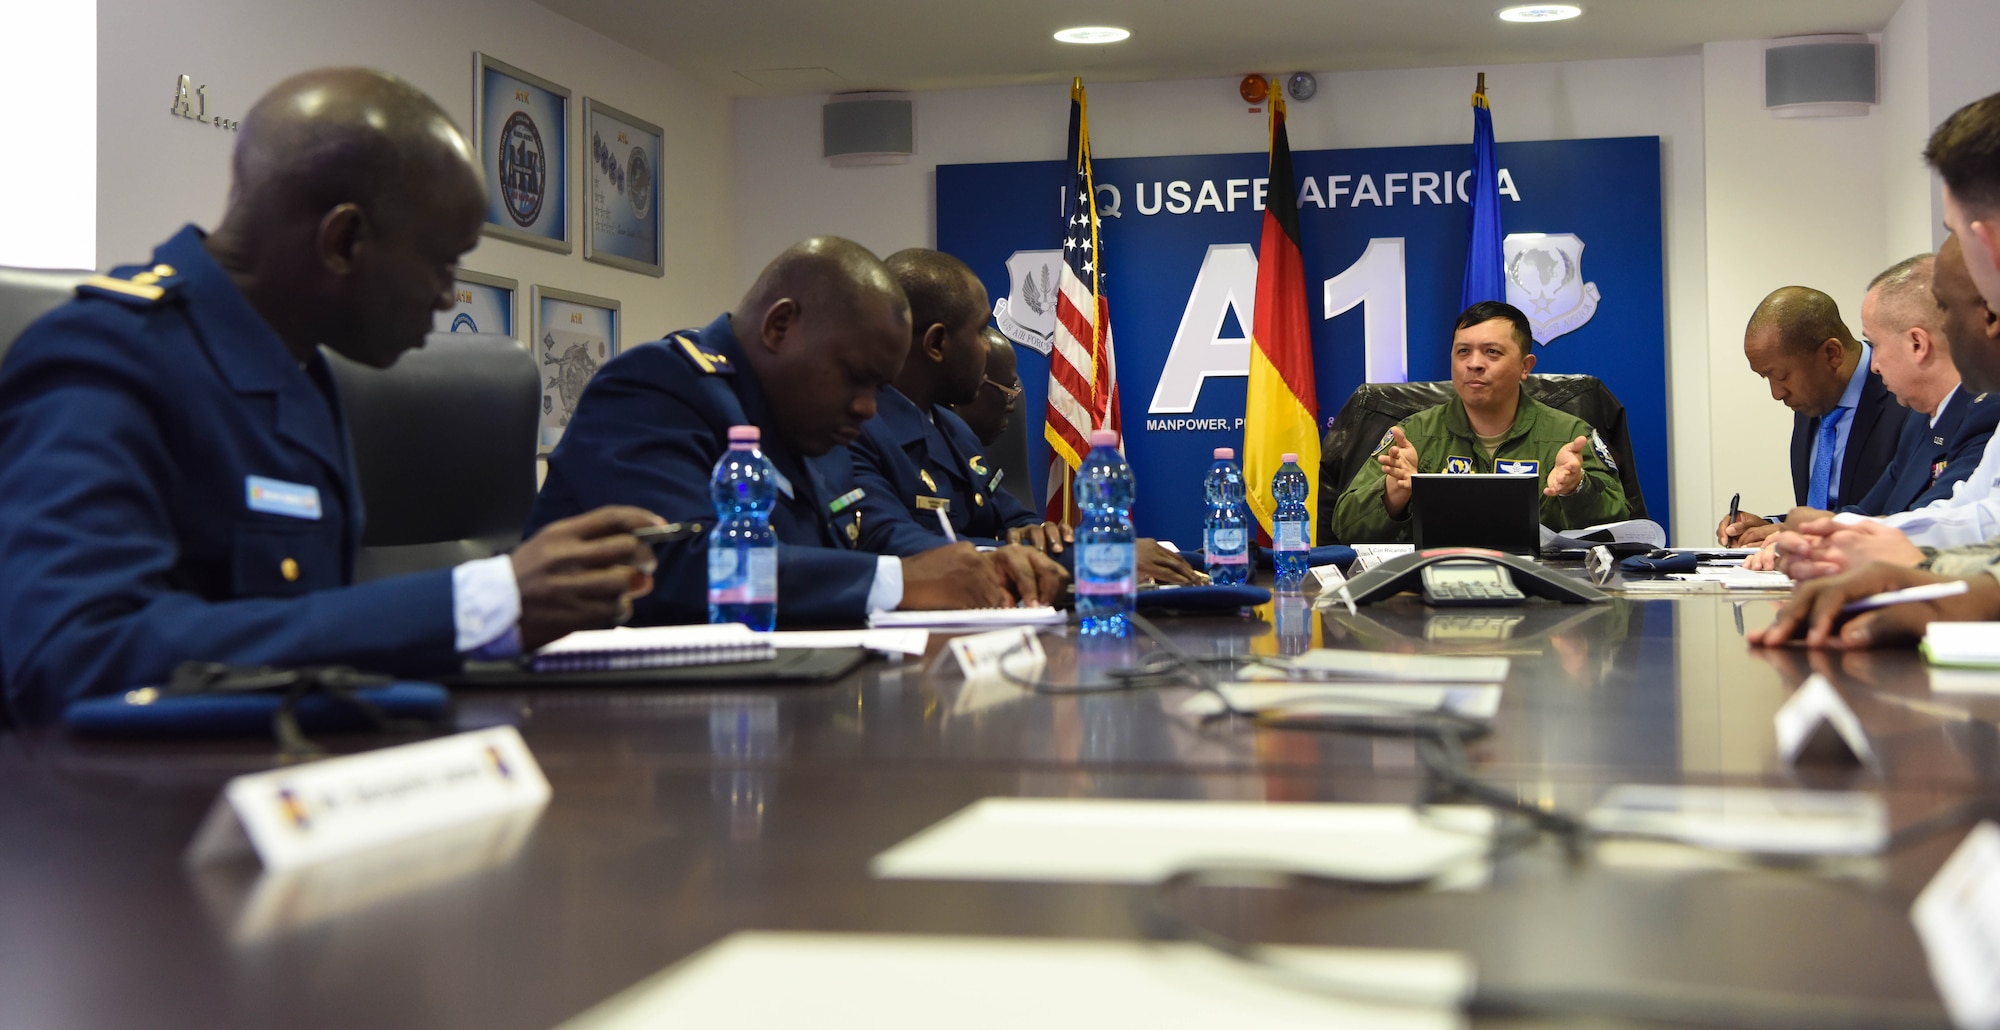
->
[75, 263, 182, 307]
[672, 333, 734, 375]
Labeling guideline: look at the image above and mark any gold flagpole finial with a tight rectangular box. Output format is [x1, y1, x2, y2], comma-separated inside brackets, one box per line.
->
[1477, 72, 1486, 95]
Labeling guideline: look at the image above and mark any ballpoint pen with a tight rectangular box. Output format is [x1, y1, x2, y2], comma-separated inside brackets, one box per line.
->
[1725, 492, 1741, 544]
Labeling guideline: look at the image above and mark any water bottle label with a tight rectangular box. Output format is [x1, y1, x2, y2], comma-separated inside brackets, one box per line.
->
[1204, 528, 1248, 562]
[708, 547, 778, 604]
[1078, 543, 1135, 594]
[1276, 520, 1308, 551]
[746, 548, 777, 602]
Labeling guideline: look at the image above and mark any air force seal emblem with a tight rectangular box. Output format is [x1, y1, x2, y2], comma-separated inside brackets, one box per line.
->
[1496, 459, 1539, 476]
[499, 112, 547, 228]
[1443, 456, 1474, 475]
[1503, 232, 1601, 345]
[991, 249, 1062, 355]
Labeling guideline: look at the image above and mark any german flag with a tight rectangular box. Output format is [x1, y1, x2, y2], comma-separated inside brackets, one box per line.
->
[1244, 86, 1320, 540]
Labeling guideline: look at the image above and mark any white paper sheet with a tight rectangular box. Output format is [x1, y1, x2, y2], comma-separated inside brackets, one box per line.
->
[1287, 649, 1510, 683]
[869, 606, 1066, 629]
[560, 932, 1470, 1030]
[871, 798, 1495, 889]
[763, 629, 930, 656]
[1181, 682, 1502, 721]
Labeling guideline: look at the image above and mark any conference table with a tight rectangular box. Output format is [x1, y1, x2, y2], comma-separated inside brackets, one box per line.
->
[1, 587, 1989, 1028]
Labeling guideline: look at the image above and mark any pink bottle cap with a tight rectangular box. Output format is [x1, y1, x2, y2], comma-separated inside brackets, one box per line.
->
[727, 425, 761, 442]
[1281, 452, 1298, 463]
[1091, 429, 1120, 447]
[1213, 448, 1234, 459]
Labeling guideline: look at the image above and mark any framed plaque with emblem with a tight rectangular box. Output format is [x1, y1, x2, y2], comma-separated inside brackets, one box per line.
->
[474, 53, 570, 253]
[581, 98, 664, 277]
[532, 286, 620, 453]
[434, 269, 518, 339]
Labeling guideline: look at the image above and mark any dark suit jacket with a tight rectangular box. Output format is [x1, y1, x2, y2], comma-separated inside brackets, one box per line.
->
[1789, 366, 1901, 511]
[0, 226, 459, 727]
[849, 385, 1041, 557]
[526, 314, 878, 627]
[1841, 388, 2000, 517]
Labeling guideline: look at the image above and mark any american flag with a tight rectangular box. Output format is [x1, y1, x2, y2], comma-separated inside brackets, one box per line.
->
[1042, 77, 1120, 523]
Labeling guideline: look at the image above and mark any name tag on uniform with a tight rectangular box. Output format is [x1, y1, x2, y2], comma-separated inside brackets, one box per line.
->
[1496, 459, 1539, 476]
[245, 476, 322, 520]
[916, 496, 951, 512]
[769, 466, 795, 500]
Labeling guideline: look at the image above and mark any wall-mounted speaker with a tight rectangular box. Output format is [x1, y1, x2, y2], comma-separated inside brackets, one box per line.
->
[1765, 35, 1877, 118]
[823, 92, 914, 167]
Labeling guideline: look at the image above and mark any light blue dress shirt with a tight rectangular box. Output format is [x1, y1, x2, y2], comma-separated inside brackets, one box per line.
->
[1809, 342, 1872, 505]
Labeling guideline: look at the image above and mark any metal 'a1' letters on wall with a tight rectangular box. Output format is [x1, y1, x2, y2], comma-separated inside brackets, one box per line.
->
[171, 75, 240, 131]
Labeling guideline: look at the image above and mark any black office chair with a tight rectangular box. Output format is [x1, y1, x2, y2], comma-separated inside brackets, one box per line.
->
[0, 266, 93, 369]
[325, 332, 540, 581]
[988, 402, 1037, 509]
[1316, 374, 1647, 543]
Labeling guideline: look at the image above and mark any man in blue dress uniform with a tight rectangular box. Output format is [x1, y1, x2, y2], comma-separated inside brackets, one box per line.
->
[850, 249, 1200, 582]
[526, 237, 1066, 626]
[0, 69, 660, 727]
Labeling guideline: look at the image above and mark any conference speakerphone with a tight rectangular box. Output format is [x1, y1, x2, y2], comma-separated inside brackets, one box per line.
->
[1344, 548, 1610, 606]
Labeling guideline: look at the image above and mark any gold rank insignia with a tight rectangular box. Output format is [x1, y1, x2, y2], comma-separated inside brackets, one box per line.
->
[675, 335, 733, 375]
[919, 469, 938, 492]
[968, 456, 988, 476]
[76, 263, 181, 305]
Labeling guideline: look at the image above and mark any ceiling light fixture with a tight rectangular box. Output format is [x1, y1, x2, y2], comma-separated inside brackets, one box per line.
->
[1053, 26, 1130, 45]
[1497, 4, 1582, 22]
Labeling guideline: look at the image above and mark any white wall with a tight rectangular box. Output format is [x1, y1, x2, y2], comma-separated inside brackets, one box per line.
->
[97, 0, 734, 340]
[1701, 38, 1888, 522]
[1883, 0, 2000, 253]
[734, 56, 1712, 538]
[4, 4, 95, 269]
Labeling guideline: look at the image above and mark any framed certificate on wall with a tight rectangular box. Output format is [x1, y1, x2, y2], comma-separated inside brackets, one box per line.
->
[582, 97, 664, 277]
[474, 53, 570, 253]
[434, 269, 518, 338]
[532, 286, 621, 453]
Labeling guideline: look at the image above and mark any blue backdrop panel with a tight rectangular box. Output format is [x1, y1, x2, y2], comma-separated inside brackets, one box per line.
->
[938, 136, 1667, 545]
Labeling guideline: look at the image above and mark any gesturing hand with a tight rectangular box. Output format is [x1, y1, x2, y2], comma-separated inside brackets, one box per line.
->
[511, 506, 663, 650]
[1544, 436, 1588, 498]
[1379, 427, 1421, 517]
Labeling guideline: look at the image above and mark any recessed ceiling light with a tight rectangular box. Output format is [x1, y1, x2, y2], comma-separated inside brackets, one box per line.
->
[1498, 4, 1582, 22]
[1053, 26, 1130, 44]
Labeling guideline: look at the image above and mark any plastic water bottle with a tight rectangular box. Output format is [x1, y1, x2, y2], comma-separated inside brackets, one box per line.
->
[1203, 447, 1250, 585]
[1272, 452, 1311, 592]
[1074, 428, 1136, 636]
[708, 425, 778, 631]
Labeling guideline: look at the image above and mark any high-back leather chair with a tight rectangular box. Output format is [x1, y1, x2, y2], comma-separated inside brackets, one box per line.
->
[0, 266, 92, 369]
[987, 402, 1037, 509]
[324, 332, 540, 581]
[1316, 374, 1647, 543]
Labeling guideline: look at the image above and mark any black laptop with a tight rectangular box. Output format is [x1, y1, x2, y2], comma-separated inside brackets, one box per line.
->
[1409, 473, 1540, 555]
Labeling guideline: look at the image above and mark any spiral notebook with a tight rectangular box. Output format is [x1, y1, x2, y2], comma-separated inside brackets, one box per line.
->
[531, 623, 775, 673]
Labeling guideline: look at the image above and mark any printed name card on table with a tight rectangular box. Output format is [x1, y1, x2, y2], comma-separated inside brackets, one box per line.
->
[1912, 821, 2000, 1029]
[948, 626, 1046, 684]
[185, 726, 550, 871]
[1773, 674, 1882, 775]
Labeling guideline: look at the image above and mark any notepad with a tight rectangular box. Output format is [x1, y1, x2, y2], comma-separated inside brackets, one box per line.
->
[530, 623, 775, 672]
[1923, 623, 2000, 668]
[869, 607, 1065, 629]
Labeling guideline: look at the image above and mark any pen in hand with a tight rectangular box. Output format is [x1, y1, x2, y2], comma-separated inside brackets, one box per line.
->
[1723, 492, 1741, 545]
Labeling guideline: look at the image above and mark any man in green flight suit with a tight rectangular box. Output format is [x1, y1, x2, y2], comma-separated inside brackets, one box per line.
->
[1330, 301, 1629, 543]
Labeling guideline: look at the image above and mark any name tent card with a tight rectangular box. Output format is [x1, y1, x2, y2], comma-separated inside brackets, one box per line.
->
[1912, 821, 2000, 1029]
[185, 726, 550, 871]
[949, 626, 1046, 684]
[1773, 674, 1882, 774]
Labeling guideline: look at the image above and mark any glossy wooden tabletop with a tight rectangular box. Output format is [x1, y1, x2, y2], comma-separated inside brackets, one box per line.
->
[1, 593, 1989, 1029]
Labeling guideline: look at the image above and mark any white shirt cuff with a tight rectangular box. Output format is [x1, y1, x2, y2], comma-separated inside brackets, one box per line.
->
[452, 554, 522, 658]
[866, 555, 904, 612]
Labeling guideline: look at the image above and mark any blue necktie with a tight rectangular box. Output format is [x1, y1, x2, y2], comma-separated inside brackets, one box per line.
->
[1807, 407, 1848, 509]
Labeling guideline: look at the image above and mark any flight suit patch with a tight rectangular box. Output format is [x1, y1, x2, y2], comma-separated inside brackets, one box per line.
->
[1443, 456, 1474, 475]
[1496, 459, 1539, 476]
